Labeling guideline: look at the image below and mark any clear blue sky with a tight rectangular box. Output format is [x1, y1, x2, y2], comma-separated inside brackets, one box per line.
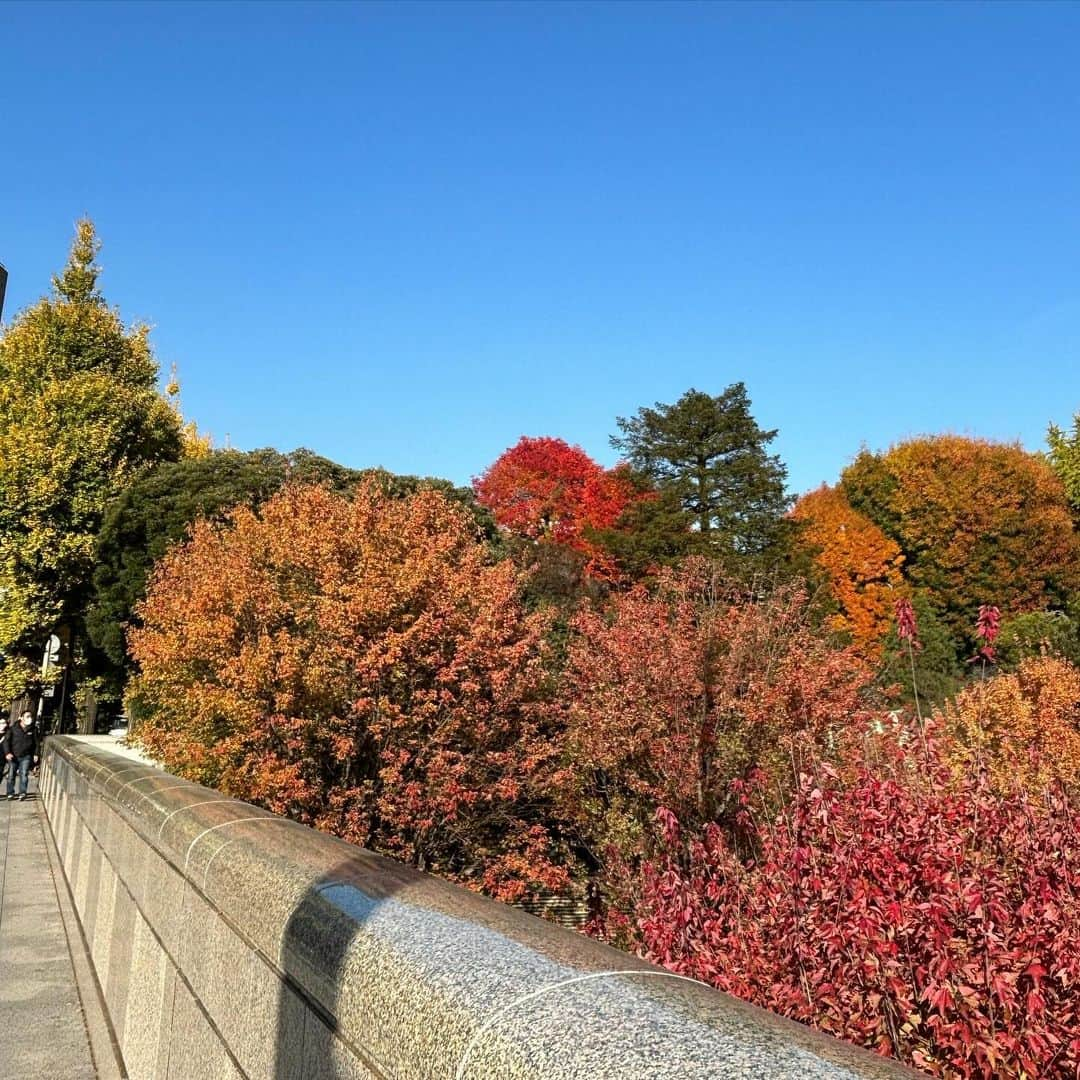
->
[2, 1, 1078, 495]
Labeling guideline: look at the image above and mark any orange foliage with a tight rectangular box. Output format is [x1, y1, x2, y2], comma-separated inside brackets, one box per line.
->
[937, 656, 1080, 795]
[128, 482, 568, 901]
[842, 436, 1080, 640]
[791, 485, 904, 659]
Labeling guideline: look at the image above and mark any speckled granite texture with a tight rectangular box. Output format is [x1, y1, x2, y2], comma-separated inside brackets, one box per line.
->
[42, 735, 923, 1079]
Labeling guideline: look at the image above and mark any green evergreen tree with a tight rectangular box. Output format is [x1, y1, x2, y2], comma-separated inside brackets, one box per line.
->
[877, 593, 964, 708]
[610, 384, 793, 574]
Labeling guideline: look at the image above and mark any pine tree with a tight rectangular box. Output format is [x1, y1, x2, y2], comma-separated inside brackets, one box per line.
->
[610, 384, 792, 573]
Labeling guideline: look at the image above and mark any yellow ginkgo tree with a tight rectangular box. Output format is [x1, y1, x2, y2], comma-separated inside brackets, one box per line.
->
[0, 220, 182, 705]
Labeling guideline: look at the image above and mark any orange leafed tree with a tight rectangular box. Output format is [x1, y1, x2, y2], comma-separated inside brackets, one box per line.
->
[842, 436, 1080, 641]
[791, 485, 905, 659]
[127, 482, 569, 901]
[473, 435, 642, 578]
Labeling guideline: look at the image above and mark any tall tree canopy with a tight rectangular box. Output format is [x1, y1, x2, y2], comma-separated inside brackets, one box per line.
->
[0, 220, 181, 700]
[611, 384, 792, 572]
[841, 436, 1080, 644]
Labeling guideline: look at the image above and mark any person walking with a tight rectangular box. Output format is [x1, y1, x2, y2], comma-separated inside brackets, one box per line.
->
[3, 711, 38, 801]
[0, 715, 8, 792]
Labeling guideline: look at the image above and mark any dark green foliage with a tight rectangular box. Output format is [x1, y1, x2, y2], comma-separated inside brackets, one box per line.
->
[610, 384, 793, 576]
[838, 449, 902, 539]
[87, 449, 356, 678]
[877, 593, 964, 708]
[589, 485, 693, 581]
[996, 610, 1080, 670]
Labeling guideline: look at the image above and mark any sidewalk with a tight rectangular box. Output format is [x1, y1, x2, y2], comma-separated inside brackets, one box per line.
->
[0, 776, 97, 1079]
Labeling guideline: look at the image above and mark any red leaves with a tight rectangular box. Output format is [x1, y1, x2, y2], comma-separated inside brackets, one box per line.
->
[969, 604, 1002, 665]
[629, 732, 1080, 1078]
[473, 435, 643, 578]
[895, 598, 920, 650]
[975, 605, 1001, 646]
[561, 562, 877, 845]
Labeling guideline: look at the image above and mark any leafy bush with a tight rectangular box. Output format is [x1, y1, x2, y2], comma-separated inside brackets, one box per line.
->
[634, 733, 1080, 1077]
[938, 656, 1080, 796]
[996, 610, 1080, 670]
[558, 559, 879, 919]
[128, 482, 568, 901]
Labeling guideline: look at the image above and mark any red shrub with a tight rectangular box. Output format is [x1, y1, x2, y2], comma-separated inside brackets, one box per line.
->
[634, 735, 1080, 1077]
[562, 561, 878, 836]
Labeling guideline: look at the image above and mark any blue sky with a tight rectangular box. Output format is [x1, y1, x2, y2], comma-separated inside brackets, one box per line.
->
[2, 1, 1078, 495]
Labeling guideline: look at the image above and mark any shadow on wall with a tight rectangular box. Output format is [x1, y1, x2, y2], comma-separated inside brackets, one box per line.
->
[272, 860, 406, 1079]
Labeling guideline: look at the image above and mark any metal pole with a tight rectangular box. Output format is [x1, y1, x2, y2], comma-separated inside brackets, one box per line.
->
[0, 263, 7, 322]
[56, 660, 70, 735]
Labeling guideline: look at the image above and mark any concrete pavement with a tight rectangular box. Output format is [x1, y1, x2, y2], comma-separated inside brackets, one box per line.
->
[0, 776, 98, 1079]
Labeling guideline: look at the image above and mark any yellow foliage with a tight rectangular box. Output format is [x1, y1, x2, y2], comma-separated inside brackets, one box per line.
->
[164, 362, 213, 458]
[0, 220, 182, 696]
[938, 656, 1080, 795]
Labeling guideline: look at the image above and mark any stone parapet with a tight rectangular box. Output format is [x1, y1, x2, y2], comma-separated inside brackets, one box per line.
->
[41, 735, 921, 1079]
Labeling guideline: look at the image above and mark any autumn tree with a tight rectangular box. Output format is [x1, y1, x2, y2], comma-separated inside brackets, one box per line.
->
[791, 485, 905, 659]
[128, 482, 570, 901]
[841, 436, 1080, 646]
[611, 384, 793, 575]
[473, 435, 639, 579]
[558, 559, 878, 914]
[0, 220, 181, 703]
[1048, 410, 1080, 517]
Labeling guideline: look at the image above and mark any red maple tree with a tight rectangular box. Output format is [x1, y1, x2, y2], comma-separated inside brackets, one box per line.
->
[473, 436, 642, 578]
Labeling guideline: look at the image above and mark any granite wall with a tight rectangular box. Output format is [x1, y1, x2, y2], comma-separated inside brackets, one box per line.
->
[41, 735, 921, 1080]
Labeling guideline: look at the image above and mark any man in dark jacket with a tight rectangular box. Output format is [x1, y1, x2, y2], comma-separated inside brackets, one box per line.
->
[3, 711, 38, 801]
